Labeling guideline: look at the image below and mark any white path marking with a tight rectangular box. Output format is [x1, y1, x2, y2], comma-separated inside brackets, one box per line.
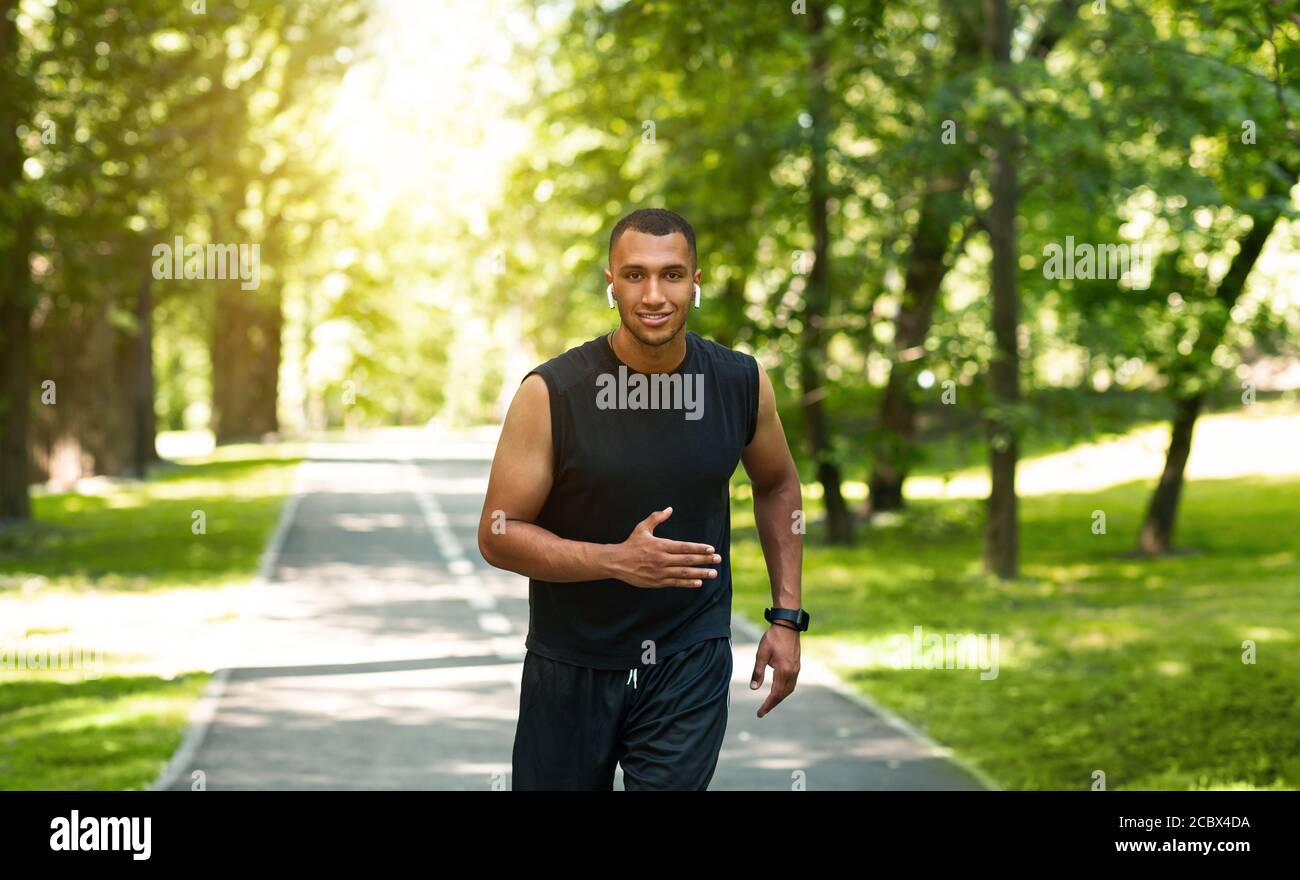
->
[477, 613, 512, 634]
[400, 455, 524, 660]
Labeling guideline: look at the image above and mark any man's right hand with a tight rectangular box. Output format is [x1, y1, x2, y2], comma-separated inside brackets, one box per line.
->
[609, 507, 721, 589]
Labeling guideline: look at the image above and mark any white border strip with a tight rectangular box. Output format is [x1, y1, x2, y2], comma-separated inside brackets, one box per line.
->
[149, 667, 231, 791]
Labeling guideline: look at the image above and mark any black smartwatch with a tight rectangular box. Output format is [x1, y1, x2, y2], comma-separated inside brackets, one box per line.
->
[764, 607, 810, 632]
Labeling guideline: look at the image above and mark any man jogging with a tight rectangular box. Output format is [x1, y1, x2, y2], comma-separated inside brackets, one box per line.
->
[478, 208, 808, 791]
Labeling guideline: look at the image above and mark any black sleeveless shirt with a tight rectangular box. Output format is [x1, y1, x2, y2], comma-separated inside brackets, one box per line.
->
[522, 330, 759, 669]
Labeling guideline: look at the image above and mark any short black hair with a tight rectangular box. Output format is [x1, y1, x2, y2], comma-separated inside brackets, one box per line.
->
[608, 208, 696, 268]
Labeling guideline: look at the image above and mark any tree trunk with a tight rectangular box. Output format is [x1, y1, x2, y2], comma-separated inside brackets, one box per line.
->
[868, 182, 970, 512]
[1137, 392, 1202, 554]
[0, 281, 32, 524]
[801, 2, 853, 545]
[1136, 179, 1291, 553]
[131, 257, 158, 476]
[0, 0, 33, 525]
[211, 278, 281, 444]
[868, 0, 1078, 513]
[983, 0, 1020, 578]
[712, 274, 745, 349]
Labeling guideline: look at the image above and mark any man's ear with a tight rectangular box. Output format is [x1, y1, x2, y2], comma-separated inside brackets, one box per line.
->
[604, 266, 614, 285]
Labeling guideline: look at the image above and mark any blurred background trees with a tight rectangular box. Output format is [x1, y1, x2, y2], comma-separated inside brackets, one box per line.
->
[1, 0, 1297, 576]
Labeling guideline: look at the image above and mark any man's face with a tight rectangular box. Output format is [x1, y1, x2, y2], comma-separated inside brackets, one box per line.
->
[605, 229, 700, 348]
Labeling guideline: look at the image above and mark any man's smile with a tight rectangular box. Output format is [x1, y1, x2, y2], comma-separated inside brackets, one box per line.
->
[636, 310, 674, 328]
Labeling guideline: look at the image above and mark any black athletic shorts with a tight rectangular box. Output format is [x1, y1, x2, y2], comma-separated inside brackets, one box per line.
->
[511, 635, 733, 791]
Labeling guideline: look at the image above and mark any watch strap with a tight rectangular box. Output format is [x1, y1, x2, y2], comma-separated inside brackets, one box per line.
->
[764, 606, 809, 632]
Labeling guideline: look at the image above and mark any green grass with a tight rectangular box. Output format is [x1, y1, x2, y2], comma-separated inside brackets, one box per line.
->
[0, 450, 300, 593]
[0, 673, 211, 790]
[0, 444, 298, 789]
[731, 474, 1300, 791]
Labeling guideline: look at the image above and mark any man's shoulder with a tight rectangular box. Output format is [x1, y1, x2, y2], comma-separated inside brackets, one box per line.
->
[526, 334, 606, 393]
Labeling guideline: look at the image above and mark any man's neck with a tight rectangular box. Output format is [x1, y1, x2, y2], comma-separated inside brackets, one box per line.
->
[609, 325, 688, 374]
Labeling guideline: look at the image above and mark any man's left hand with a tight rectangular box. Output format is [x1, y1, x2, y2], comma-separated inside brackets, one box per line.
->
[750, 623, 801, 718]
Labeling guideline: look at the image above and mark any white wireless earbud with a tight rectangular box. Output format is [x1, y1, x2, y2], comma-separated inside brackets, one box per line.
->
[693, 283, 701, 308]
[607, 282, 615, 309]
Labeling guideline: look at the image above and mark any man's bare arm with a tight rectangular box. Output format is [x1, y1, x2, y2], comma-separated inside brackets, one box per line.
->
[741, 364, 803, 611]
[476, 373, 720, 588]
[740, 361, 803, 717]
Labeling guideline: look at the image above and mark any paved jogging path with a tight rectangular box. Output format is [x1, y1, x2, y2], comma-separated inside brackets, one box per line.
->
[154, 429, 991, 791]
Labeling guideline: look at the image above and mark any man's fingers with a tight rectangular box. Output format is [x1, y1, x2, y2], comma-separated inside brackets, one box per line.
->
[750, 645, 769, 691]
[658, 551, 720, 566]
[657, 539, 716, 557]
[757, 668, 795, 718]
[638, 506, 673, 534]
[656, 577, 704, 588]
[662, 566, 718, 580]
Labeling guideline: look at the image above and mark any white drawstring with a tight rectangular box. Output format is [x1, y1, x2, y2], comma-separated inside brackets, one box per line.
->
[626, 667, 638, 689]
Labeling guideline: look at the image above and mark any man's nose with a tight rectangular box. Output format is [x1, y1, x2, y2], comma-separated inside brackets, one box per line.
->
[644, 278, 667, 304]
